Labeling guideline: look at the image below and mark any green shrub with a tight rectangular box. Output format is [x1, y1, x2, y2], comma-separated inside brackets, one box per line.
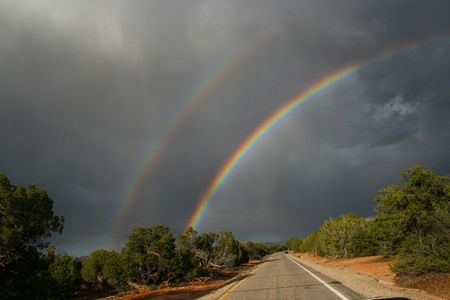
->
[374, 165, 449, 274]
[347, 222, 378, 257]
[49, 255, 82, 297]
[390, 253, 450, 275]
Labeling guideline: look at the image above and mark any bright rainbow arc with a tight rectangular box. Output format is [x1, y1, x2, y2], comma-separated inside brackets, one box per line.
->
[186, 35, 450, 232]
[105, 25, 282, 249]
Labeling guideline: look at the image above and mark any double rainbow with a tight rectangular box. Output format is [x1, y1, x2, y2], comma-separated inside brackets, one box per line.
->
[185, 35, 450, 231]
[105, 25, 281, 249]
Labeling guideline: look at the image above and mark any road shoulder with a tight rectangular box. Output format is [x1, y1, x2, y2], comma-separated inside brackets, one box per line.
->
[197, 256, 271, 300]
[287, 253, 442, 300]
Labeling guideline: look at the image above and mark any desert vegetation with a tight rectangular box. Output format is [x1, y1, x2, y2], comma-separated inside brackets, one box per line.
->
[1, 165, 448, 299]
[79, 225, 271, 294]
[286, 165, 450, 276]
[0, 171, 273, 299]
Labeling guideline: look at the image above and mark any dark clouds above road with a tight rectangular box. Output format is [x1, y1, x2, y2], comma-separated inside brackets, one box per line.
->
[1, 0, 449, 256]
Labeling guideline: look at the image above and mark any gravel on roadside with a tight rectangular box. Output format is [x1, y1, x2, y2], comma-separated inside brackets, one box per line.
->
[287, 253, 444, 300]
[199, 254, 444, 300]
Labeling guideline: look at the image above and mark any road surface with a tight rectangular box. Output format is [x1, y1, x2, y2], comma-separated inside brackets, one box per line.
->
[216, 252, 363, 300]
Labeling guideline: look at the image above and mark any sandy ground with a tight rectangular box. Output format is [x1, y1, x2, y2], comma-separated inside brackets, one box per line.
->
[290, 253, 450, 300]
[296, 253, 396, 285]
[77, 254, 448, 299]
[293, 253, 449, 299]
[76, 261, 263, 300]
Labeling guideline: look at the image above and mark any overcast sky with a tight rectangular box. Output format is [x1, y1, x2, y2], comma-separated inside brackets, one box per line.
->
[1, 0, 450, 256]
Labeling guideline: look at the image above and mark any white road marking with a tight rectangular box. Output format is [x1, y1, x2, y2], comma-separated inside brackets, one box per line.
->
[285, 253, 350, 300]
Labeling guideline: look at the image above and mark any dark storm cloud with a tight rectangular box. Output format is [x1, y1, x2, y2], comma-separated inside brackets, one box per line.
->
[1, 0, 449, 254]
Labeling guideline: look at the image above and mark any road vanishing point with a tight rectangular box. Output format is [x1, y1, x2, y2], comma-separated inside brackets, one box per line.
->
[215, 252, 364, 300]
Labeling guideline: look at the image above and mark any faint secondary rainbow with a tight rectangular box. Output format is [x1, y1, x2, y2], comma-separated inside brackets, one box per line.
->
[186, 35, 450, 231]
[105, 25, 281, 249]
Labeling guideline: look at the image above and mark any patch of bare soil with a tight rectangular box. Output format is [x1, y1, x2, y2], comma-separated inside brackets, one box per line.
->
[74, 260, 263, 300]
[294, 252, 450, 299]
[396, 272, 450, 299]
[295, 253, 395, 283]
[74, 255, 449, 299]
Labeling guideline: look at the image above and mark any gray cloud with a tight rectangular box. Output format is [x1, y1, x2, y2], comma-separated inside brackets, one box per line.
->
[1, 0, 449, 255]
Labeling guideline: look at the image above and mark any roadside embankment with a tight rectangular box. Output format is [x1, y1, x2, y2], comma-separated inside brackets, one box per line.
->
[291, 253, 448, 300]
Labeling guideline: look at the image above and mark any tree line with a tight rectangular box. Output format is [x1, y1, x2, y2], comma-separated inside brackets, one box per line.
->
[1, 165, 448, 298]
[79, 225, 273, 293]
[1, 172, 279, 299]
[285, 165, 449, 276]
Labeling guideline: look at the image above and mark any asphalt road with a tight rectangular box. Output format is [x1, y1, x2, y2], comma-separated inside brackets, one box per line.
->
[216, 252, 364, 300]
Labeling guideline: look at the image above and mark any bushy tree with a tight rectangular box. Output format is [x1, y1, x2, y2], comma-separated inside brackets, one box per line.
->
[176, 227, 198, 252]
[49, 254, 82, 297]
[0, 173, 64, 299]
[213, 231, 243, 268]
[347, 219, 378, 257]
[236, 241, 249, 265]
[102, 250, 134, 289]
[374, 165, 450, 274]
[196, 231, 216, 267]
[242, 241, 269, 260]
[81, 249, 113, 288]
[174, 245, 199, 280]
[286, 237, 303, 253]
[175, 228, 209, 279]
[319, 213, 366, 258]
[292, 216, 377, 258]
[268, 244, 288, 253]
[125, 224, 176, 283]
[298, 231, 324, 255]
